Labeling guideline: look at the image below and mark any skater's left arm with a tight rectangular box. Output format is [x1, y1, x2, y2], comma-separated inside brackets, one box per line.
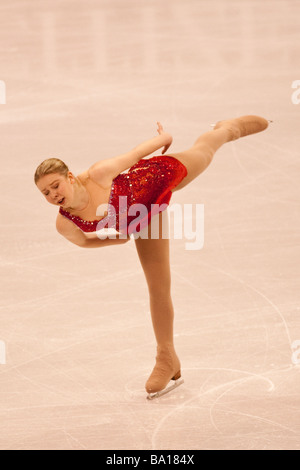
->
[89, 123, 173, 188]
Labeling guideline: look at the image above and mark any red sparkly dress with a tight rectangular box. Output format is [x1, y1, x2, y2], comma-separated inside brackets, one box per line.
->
[59, 156, 187, 235]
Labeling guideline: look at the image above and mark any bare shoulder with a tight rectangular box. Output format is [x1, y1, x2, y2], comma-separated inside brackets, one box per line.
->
[74, 166, 110, 190]
[56, 213, 87, 247]
[77, 170, 90, 183]
[87, 160, 113, 189]
[56, 212, 80, 236]
[56, 212, 72, 234]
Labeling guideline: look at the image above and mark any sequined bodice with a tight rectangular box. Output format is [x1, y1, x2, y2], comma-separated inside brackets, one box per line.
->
[59, 155, 187, 234]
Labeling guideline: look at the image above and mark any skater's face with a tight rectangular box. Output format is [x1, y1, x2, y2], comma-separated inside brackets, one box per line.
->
[37, 172, 75, 208]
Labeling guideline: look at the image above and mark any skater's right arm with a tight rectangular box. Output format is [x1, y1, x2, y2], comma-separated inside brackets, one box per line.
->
[56, 214, 129, 248]
[88, 123, 173, 188]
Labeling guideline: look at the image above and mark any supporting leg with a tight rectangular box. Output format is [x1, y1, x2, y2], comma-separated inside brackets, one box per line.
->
[134, 214, 174, 348]
[134, 213, 182, 396]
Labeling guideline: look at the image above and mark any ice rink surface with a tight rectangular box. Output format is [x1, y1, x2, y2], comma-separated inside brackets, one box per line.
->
[0, 0, 299, 450]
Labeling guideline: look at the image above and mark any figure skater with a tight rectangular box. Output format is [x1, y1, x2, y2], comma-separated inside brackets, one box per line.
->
[34, 115, 269, 399]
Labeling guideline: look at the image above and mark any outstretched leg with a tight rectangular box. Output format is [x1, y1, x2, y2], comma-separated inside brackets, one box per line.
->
[134, 213, 181, 395]
[171, 115, 269, 190]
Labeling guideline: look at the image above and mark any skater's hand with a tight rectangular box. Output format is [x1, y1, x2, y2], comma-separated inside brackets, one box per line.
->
[157, 122, 172, 154]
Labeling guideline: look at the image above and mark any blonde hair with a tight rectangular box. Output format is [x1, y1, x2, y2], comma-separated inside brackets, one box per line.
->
[34, 158, 69, 184]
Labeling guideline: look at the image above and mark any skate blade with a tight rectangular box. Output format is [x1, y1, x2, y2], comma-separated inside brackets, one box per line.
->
[146, 378, 184, 400]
